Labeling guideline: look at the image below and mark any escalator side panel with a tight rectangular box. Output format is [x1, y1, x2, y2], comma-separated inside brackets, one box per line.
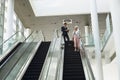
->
[5, 42, 38, 80]
[0, 42, 22, 67]
[0, 43, 31, 79]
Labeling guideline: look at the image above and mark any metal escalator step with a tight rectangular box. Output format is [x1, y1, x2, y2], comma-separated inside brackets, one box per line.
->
[22, 42, 50, 80]
[63, 41, 86, 80]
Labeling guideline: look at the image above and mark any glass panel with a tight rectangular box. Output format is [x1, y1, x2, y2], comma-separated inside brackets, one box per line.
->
[101, 14, 112, 49]
[1, 32, 25, 54]
[82, 34, 94, 46]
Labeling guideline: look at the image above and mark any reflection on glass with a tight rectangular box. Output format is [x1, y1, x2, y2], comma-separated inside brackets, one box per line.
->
[101, 14, 112, 49]
[1, 32, 25, 54]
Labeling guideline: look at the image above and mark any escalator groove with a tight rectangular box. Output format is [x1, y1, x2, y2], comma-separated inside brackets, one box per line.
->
[63, 41, 86, 80]
[22, 42, 50, 80]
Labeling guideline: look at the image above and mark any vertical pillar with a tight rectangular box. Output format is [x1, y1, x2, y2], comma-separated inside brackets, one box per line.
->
[0, 0, 5, 54]
[18, 20, 24, 39]
[85, 26, 89, 45]
[24, 28, 31, 38]
[90, 0, 103, 80]
[6, 0, 14, 39]
[16, 17, 20, 40]
[110, 0, 120, 80]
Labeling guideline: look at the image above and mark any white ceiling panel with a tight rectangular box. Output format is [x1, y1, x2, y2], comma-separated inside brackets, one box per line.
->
[29, 0, 110, 16]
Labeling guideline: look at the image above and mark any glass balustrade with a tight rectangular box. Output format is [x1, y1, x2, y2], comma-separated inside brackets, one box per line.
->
[0, 32, 25, 54]
[82, 34, 94, 46]
[101, 14, 112, 50]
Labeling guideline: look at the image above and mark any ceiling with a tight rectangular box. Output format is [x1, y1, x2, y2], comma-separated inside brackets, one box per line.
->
[29, 0, 109, 16]
[14, 0, 108, 40]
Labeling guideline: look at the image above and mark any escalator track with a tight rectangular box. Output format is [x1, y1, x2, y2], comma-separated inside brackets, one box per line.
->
[22, 42, 51, 80]
[63, 41, 86, 80]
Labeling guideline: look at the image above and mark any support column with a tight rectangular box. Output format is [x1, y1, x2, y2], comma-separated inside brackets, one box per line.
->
[16, 17, 20, 40]
[84, 26, 89, 45]
[24, 28, 31, 38]
[6, 0, 14, 39]
[110, 0, 120, 80]
[0, 0, 5, 54]
[90, 0, 103, 80]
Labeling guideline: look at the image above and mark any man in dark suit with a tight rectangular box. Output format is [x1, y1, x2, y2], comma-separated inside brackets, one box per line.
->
[61, 23, 70, 42]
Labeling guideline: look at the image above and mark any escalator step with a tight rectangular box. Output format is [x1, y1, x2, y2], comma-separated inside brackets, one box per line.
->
[63, 41, 86, 80]
[22, 42, 50, 80]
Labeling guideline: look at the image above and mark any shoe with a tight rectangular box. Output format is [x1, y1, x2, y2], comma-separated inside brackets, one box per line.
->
[77, 49, 80, 52]
[74, 49, 77, 51]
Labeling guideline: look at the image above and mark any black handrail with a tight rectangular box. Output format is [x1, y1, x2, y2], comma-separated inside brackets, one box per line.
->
[24, 31, 34, 41]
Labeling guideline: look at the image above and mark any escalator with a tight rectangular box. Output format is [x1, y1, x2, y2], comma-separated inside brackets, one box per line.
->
[0, 42, 33, 79]
[63, 41, 86, 80]
[0, 42, 22, 68]
[22, 41, 51, 80]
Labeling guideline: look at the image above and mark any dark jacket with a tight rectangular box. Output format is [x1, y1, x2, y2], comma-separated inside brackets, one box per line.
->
[61, 26, 68, 35]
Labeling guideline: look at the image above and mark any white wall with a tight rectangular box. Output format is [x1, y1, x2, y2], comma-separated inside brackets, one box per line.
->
[30, 14, 107, 41]
[102, 33, 115, 63]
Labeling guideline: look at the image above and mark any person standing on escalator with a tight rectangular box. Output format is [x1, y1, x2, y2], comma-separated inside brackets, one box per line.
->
[72, 26, 81, 52]
[61, 23, 70, 43]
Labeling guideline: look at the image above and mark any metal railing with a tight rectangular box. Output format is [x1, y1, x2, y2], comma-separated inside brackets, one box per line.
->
[80, 39, 95, 80]
[101, 14, 112, 51]
[55, 32, 95, 80]
[15, 31, 41, 80]
[55, 34, 64, 80]
[34, 28, 95, 80]
[41, 31, 45, 41]
[38, 29, 60, 80]
[0, 32, 26, 54]
[0, 31, 35, 69]
[81, 34, 94, 46]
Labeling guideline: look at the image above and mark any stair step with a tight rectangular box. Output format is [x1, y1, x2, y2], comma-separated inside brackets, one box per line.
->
[63, 41, 85, 80]
[22, 42, 50, 80]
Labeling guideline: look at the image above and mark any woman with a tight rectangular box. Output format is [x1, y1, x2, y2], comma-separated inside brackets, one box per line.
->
[72, 26, 80, 51]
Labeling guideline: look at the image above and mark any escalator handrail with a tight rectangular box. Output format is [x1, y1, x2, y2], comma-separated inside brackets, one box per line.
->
[0, 31, 35, 67]
[24, 31, 34, 41]
[38, 29, 59, 80]
[4, 31, 42, 79]
[80, 39, 95, 80]
[0, 31, 35, 68]
[14, 34, 41, 80]
[55, 34, 64, 80]
[0, 32, 21, 47]
[41, 31, 45, 41]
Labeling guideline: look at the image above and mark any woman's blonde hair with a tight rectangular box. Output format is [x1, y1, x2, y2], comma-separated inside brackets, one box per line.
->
[74, 25, 79, 29]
